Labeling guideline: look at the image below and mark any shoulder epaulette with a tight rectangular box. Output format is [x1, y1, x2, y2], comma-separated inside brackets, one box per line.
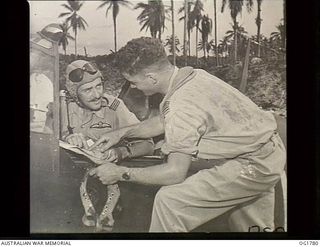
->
[162, 100, 170, 117]
[109, 98, 121, 111]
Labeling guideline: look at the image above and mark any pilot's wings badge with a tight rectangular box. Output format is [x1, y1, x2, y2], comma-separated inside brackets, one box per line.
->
[90, 121, 112, 129]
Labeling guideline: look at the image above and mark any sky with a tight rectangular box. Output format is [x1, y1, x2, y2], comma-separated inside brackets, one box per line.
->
[29, 0, 284, 56]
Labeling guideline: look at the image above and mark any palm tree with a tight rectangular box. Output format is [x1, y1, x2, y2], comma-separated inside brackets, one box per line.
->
[197, 39, 211, 59]
[178, 1, 194, 57]
[270, 22, 285, 51]
[191, 0, 204, 64]
[199, 15, 212, 59]
[135, 0, 169, 40]
[97, 0, 132, 53]
[219, 36, 231, 64]
[182, 0, 189, 65]
[164, 35, 180, 55]
[221, 0, 253, 63]
[225, 24, 248, 59]
[58, 22, 75, 55]
[255, 0, 263, 57]
[213, 0, 218, 66]
[209, 39, 216, 57]
[219, 36, 231, 54]
[171, 0, 176, 65]
[251, 34, 268, 56]
[225, 24, 248, 40]
[59, 0, 88, 56]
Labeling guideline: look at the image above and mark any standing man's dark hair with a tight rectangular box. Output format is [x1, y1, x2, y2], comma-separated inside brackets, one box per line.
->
[116, 37, 169, 75]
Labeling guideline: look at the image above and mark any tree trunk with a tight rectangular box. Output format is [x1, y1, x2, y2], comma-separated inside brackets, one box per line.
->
[233, 20, 237, 64]
[214, 0, 218, 66]
[75, 29, 77, 57]
[113, 17, 117, 52]
[151, 30, 156, 38]
[196, 21, 199, 65]
[171, 0, 176, 66]
[283, 0, 286, 51]
[257, 1, 262, 57]
[239, 39, 251, 93]
[183, 0, 188, 66]
[188, 2, 191, 58]
[188, 30, 191, 57]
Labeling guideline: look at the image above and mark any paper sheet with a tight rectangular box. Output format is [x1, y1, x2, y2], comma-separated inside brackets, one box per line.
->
[59, 140, 105, 165]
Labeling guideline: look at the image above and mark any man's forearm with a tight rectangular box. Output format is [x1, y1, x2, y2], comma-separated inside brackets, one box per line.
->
[91, 153, 192, 186]
[122, 115, 164, 139]
[118, 152, 191, 186]
[129, 140, 154, 157]
[90, 115, 164, 152]
[119, 163, 184, 186]
[118, 140, 154, 160]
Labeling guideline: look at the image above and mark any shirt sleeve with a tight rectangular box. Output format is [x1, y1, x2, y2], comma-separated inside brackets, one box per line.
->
[161, 106, 207, 156]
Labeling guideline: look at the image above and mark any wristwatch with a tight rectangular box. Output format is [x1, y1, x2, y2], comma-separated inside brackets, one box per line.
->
[121, 169, 131, 181]
[125, 144, 133, 159]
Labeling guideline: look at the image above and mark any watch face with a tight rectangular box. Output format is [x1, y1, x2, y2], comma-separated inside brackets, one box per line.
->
[122, 172, 130, 181]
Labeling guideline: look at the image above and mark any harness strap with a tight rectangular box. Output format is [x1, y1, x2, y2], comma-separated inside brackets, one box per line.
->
[80, 168, 121, 232]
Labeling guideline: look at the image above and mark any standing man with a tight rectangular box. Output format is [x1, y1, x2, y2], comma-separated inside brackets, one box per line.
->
[89, 38, 286, 232]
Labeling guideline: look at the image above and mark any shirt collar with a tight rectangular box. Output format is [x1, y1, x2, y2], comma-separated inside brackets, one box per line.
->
[164, 66, 196, 101]
[166, 66, 179, 95]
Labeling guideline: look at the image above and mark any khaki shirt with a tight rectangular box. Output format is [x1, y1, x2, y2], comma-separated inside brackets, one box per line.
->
[160, 67, 277, 160]
[61, 93, 139, 141]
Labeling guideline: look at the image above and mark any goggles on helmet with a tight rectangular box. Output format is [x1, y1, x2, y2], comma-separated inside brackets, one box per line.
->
[68, 62, 98, 83]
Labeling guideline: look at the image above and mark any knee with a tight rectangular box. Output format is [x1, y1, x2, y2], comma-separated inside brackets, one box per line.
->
[153, 186, 175, 208]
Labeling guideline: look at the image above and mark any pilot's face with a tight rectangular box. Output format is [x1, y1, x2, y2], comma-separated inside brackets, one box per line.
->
[77, 78, 103, 111]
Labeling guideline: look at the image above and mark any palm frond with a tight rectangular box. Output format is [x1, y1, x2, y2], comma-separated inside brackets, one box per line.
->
[246, 0, 254, 12]
[79, 1, 85, 9]
[97, 1, 109, 9]
[134, 3, 149, 10]
[221, 0, 227, 12]
[67, 34, 75, 40]
[105, 4, 113, 18]
[118, 0, 132, 7]
[61, 3, 74, 12]
[58, 12, 71, 18]
[78, 16, 89, 29]
[66, 15, 74, 24]
[140, 20, 150, 32]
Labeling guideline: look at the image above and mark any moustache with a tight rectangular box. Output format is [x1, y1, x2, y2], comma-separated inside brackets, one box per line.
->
[89, 97, 102, 103]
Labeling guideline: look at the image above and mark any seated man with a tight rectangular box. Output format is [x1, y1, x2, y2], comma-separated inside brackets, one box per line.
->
[89, 37, 286, 232]
[61, 59, 154, 231]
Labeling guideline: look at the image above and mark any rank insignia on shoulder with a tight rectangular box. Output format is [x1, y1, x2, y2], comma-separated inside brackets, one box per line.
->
[90, 121, 112, 129]
[109, 98, 120, 111]
[162, 101, 170, 117]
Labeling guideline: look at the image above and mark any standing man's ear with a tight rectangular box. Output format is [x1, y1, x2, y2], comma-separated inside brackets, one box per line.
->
[146, 73, 157, 84]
